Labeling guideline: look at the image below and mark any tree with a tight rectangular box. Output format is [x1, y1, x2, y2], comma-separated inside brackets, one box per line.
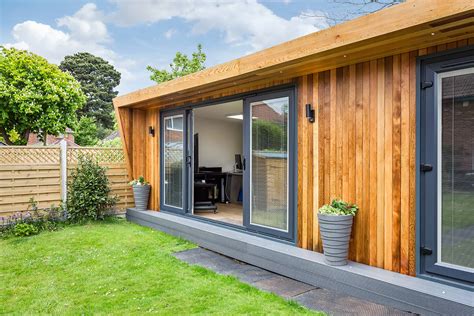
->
[0, 47, 85, 145]
[59, 52, 121, 139]
[75, 116, 99, 146]
[147, 44, 206, 84]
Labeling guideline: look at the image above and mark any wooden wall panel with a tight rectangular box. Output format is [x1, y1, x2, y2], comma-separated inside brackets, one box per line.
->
[131, 109, 146, 179]
[298, 39, 473, 276]
[116, 107, 157, 209]
[116, 107, 133, 178]
[144, 109, 160, 210]
[299, 56, 415, 273]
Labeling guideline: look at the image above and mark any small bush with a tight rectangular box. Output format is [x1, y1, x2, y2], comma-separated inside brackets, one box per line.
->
[13, 223, 38, 237]
[67, 155, 117, 222]
[0, 199, 65, 238]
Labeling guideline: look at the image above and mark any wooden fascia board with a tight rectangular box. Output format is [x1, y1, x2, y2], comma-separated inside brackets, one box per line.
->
[113, 0, 474, 108]
[114, 102, 133, 180]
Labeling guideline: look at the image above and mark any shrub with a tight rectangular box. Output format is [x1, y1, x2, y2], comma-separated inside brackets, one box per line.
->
[13, 223, 38, 237]
[318, 199, 359, 216]
[67, 155, 117, 222]
[0, 199, 65, 238]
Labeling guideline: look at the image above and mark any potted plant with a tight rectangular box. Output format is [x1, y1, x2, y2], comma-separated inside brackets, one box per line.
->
[129, 176, 150, 211]
[318, 199, 358, 266]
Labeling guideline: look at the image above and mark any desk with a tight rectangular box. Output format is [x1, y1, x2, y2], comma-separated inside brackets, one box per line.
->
[194, 171, 242, 203]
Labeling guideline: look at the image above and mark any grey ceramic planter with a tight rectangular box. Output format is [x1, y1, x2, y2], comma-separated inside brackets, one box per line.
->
[318, 213, 354, 266]
[132, 184, 151, 211]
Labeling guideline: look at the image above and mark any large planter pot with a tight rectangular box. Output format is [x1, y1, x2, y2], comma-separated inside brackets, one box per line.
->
[318, 213, 354, 266]
[132, 184, 151, 211]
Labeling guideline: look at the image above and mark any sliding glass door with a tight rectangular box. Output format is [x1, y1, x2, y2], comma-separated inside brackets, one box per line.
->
[243, 89, 295, 240]
[160, 87, 296, 241]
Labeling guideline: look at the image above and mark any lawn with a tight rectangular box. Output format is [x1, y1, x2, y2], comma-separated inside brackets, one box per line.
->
[0, 218, 319, 315]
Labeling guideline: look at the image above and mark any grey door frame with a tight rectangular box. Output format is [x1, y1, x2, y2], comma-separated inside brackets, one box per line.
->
[160, 109, 191, 215]
[159, 84, 298, 243]
[417, 45, 474, 287]
[243, 88, 296, 241]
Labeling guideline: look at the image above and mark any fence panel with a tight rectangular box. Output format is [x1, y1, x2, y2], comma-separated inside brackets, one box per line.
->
[0, 147, 61, 215]
[0, 145, 133, 215]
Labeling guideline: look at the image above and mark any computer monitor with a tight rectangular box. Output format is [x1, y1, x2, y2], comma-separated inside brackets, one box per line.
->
[235, 154, 243, 171]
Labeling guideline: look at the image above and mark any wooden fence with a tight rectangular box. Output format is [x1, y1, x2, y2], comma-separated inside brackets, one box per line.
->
[0, 145, 133, 215]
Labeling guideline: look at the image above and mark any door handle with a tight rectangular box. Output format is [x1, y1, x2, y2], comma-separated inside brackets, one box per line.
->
[420, 246, 432, 256]
[186, 155, 192, 166]
[243, 158, 246, 170]
[420, 163, 433, 172]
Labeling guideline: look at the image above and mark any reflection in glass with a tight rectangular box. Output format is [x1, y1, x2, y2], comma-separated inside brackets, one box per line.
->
[440, 71, 474, 269]
[250, 97, 289, 231]
[164, 115, 183, 208]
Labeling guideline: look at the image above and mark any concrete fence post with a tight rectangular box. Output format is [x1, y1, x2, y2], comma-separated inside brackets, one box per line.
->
[60, 139, 68, 208]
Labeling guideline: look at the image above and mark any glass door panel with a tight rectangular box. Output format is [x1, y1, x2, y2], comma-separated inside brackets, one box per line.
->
[438, 69, 474, 272]
[243, 89, 295, 240]
[251, 97, 289, 231]
[420, 50, 474, 286]
[162, 113, 185, 212]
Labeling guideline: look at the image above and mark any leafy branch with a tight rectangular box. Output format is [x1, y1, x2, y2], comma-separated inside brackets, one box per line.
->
[146, 44, 206, 84]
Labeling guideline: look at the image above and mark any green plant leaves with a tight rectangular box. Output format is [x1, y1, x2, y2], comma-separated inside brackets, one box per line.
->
[66, 155, 118, 222]
[318, 199, 359, 216]
[0, 46, 86, 144]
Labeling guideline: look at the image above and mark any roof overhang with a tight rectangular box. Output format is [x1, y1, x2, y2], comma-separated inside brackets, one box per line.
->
[113, 0, 474, 110]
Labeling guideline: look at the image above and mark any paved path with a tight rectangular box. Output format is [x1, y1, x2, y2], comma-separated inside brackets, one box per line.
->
[173, 247, 413, 316]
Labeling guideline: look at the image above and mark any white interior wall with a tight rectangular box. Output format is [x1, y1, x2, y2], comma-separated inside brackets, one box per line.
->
[194, 116, 242, 172]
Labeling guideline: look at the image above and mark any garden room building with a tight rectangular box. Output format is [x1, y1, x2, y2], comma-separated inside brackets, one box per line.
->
[114, 1, 474, 313]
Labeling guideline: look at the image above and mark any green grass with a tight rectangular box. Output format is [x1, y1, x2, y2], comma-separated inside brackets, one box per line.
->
[442, 191, 474, 230]
[0, 219, 320, 315]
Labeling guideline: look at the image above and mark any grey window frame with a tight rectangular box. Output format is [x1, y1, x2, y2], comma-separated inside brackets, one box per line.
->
[417, 45, 474, 288]
[243, 89, 296, 241]
[160, 109, 189, 214]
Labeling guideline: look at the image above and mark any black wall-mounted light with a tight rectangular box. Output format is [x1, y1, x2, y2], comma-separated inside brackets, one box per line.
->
[149, 126, 155, 137]
[306, 103, 315, 123]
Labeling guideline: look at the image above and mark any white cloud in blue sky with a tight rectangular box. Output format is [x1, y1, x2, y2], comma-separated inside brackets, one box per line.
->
[0, 0, 380, 94]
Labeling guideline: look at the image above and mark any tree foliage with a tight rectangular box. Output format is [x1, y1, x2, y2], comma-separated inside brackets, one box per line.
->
[98, 137, 122, 148]
[0, 47, 85, 145]
[147, 44, 206, 84]
[252, 120, 287, 151]
[59, 52, 121, 139]
[75, 116, 99, 146]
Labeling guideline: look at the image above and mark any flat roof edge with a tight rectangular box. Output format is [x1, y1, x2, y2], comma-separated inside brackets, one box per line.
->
[114, 0, 474, 108]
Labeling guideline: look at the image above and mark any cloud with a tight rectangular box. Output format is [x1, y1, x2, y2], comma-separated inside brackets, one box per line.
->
[164, 28, 177, 39]
[3, 3, 136, 93]
[110, 0, 328, 52]
[57, 3, 109, 43]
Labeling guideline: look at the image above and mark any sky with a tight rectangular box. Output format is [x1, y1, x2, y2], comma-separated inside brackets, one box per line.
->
[0, 0, 389, 95]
